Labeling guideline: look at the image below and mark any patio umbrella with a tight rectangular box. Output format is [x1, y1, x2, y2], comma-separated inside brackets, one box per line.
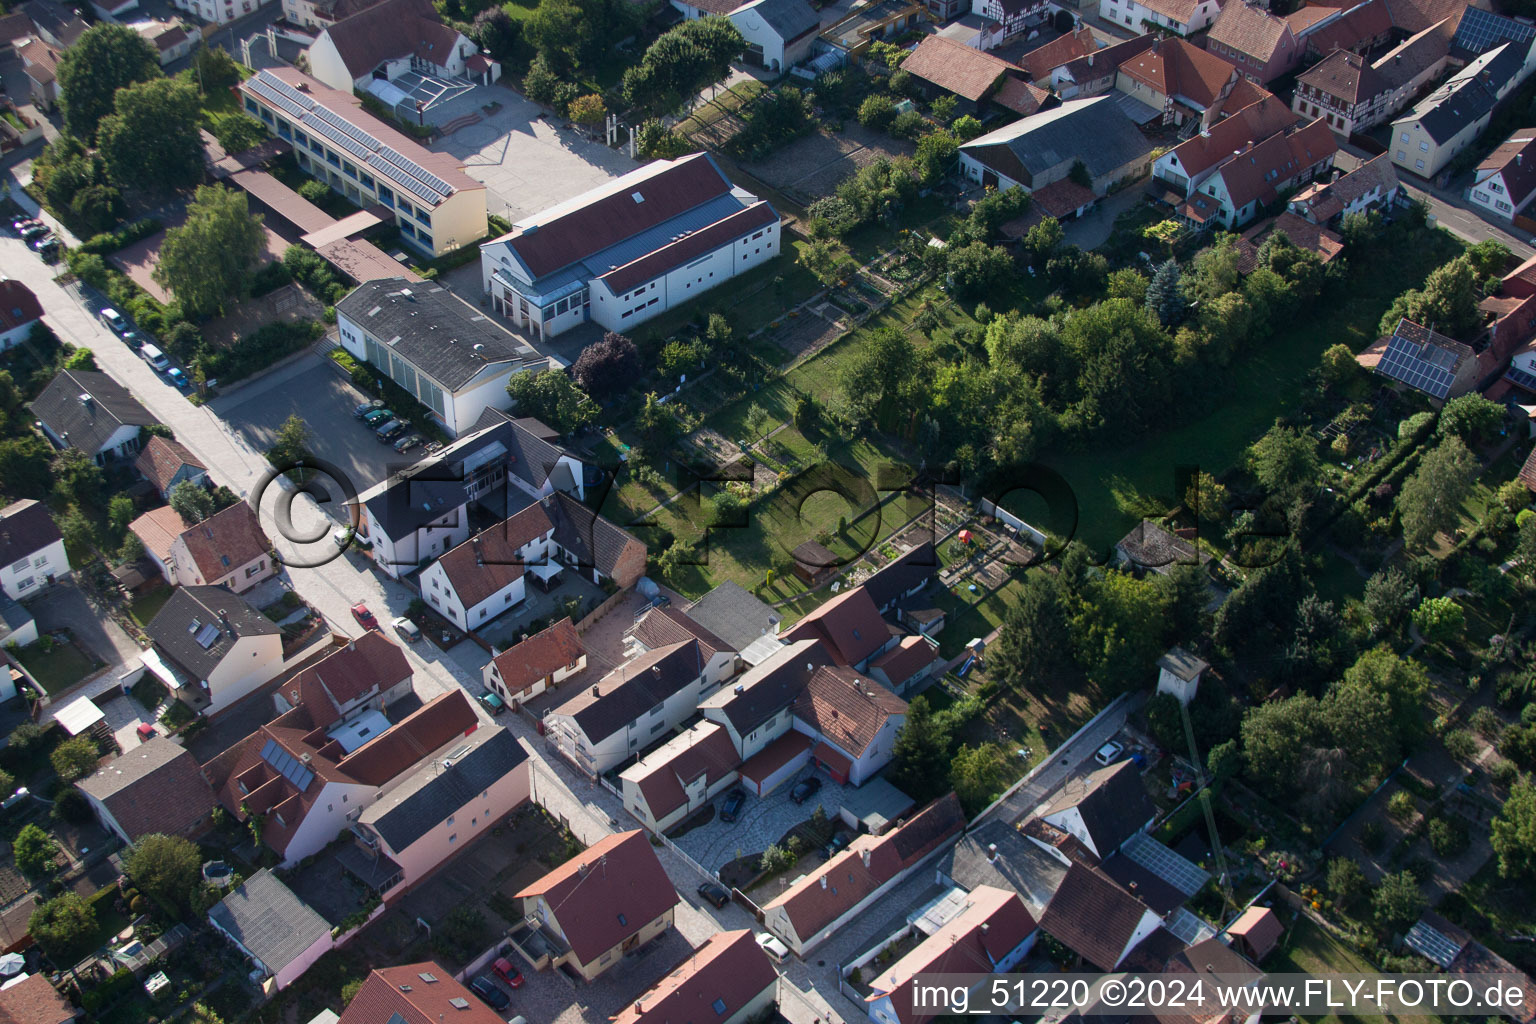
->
[0, 953, 25, 976]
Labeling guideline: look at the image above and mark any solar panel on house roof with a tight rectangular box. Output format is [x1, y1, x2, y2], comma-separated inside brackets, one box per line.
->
[1122, 832, 1211, 897]
[1506, 365, 1536, 392]
[1452, 6, 1535, 55]
[259, 737, 315, 791]
[1377, 334, 1459, 398]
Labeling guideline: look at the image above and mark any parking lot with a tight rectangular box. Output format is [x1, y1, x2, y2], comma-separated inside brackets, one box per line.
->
[425, 83, 638, 224]
[212, 350, 407, 502]
[671, 766, 857, 872]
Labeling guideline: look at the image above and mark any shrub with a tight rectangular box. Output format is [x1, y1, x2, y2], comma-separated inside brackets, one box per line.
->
[1387, 790, 1416, 820]
[1443, 728, 1478, 762]
[1428, 817, 1468, 857]
[52, 787, 93, 824]
[77, 217, 162, 256]
[297, 180, 329, 203]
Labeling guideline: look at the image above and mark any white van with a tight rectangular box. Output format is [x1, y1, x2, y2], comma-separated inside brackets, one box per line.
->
[141, 343, 170, 372]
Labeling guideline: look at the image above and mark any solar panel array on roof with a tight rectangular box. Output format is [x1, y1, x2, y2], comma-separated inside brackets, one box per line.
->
[1452, 6, 1535, 55]
[1377, 334, 1459, 398]
[1121, 832, 1210, 897]
[246, 70, 456, 207]
[259, 737, 316, 791]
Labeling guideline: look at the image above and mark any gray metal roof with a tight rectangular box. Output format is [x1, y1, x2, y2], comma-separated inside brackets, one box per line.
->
[145, 586, 279, 682]
[209, 869, 332, 973]
[685, 581, 782, 652]
[740, 0, 821, 43]
[336, 279, 540, 392]
[362, 726, 527, 852]
[961, 96, 1154, 184]
[1402, 42, 1521, 144]
[937, 819, 1068, 914]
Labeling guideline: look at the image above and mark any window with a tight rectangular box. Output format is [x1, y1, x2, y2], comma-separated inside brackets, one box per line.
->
[360, 173, 375, 191]
[448, 833, 457, 844]
[1419, 142, 1429, 152]
[1491, 181, 1504, 193]
[1498, 200, 1512, 212]
[14, 577, 32, 591]
[32, 556, 45, 567]
[417, 232, 432, 249]
[447, 815, 455, 826]
[1475, 190, 1490, 202]
[713, 1000, 728, 1016]
[378, 185, 394, 207]
[9, 557, 27, 572]
[1416, 159, 1425, 169]
[245, 563, 263, 578]
[1396, 150, 1406, 160]
[343, 161, 358, 179]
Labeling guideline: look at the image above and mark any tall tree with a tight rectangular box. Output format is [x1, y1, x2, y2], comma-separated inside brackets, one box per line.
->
[1240, 694, 1323, 792]
[888, 696, 951, 803]
[1436, 393, 1505, 445]
[28, 893, 96, 962]
[573, 333, 641, 400]
[1492, 777, 1536, 880]
[1248, 424, 1320, 502]
[1144, 259, 1186, 327]
[13, 823, 59, 877]
[267, 413, 313, 467]
[506, 369, 596, 434]
[169, 480, 214, 523]
[126, 834, 204, 916]
[841, 328, 920, 430]
[153, 185, 265, 317]
[1363, 566, 1419, 638]
[988, 573, 1072, 692]
[56, 24, 160, 140]
[1397, 435, 1478, 549]
[622, 16, 744, 115]
[99, 78, 204, 192]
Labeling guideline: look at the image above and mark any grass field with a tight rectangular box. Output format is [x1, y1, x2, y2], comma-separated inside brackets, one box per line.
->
[14, 639, 100, 695]
[1270, 916, 1448, 1024]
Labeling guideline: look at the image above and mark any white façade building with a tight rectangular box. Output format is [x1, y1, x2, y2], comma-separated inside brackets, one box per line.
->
[335, 278, 558, 437]
[479, 153, 779, 341]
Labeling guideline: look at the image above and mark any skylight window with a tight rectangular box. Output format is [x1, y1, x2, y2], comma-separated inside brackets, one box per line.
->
[713, 1000, 728, 1015]
[631, 191, 645, 203]
[617, 913, 628, 926]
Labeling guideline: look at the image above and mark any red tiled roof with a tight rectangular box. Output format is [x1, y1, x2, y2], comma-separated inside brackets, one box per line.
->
[1120, 38, 1240, 109]
[340, 963, 503, 1024]
[1234, 211, 1345, 273]
[766, 794, 964, 941]
[739, 730, 813, 785]
[1208, 1, 1295, 65]
[1228, 906, 1284, 959]
[286, 630, 411, 714]
[1018, 26, 1097, 81]
[1385, 0, 1486, 34]
[434, 504, 554, 609]
[792, 665, 906, 759]
[1026, 178, 1098, 218]
[631, 604, 733, 660]
[992, 75, 1053, 116]
[1215, 117, 1337, 209]
[1167, 97, 1298, 178]
[1135, 0, 1207, 26]
[627, 722, 740, 823]
[1297, 47, 1385, 103]
[76, 737, 215, 843]
[611, 932, 777, 1024]
[1220, 76, 1275, 112]
[0, 974, 76, 1024]
[902, 35, 1020, 101]
[0, 280, 42, 334]
[1039, 862, 1154, 969]
[134, 435, 206, 495]
[489, 617, 584, 698]
[500, 154, 736, 281]
[867, 886, 1037, 1024]
[336, 688, 478, 785]
[321, 0, 459, 78]
[129, 505, 188, 567]
[176, 501, 272, 582]
[1519, 446, 1536, 492]
[18, 38, 59, 85]
[870, 635, 941, 688]
[782, 587, 894, 666]
[514, 830, 679, 966]
[598, 202, 779, 294]
[1305, 0, 1393, 52]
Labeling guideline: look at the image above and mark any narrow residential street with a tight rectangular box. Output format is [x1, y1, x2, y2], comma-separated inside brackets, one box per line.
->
[2, 233, 862, 1024]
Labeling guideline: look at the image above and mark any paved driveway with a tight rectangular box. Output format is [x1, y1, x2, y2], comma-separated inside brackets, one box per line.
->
[672, 766, 855, 872]
[25, 580, 141, 669]
[427, 84, 638, 224]
[211, 351, 404, 506]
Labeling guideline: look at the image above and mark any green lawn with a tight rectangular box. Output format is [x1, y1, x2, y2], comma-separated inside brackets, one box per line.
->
[13, 640, 100, 695]
[1269, 916, 1446, 1024]
[128, 584, 173, 627]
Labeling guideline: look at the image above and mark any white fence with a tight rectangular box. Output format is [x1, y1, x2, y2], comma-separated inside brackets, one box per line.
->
[977, 498, 1047, 547]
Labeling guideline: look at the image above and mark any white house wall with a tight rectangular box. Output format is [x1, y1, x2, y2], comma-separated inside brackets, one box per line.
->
[0, 536, 68, 600]
[278, 779, 375, 866]
[380, 759, 531, 894]
[205, 635, 286, 715]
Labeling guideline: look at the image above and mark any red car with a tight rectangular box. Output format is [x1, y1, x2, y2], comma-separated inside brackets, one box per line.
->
[492, 958, 524, 988]
[351, 603, 378, 630]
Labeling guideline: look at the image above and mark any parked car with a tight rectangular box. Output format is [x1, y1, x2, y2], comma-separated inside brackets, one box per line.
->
[135, 723, 156, 741]
[20, 224, 50, 242]
[392, 433, 423, 453]
[391, 616, 421, 643]
[376, 420, 408, 442]
[1094, 740, 1125, 766]
[11, 218, 42, 234]
[26, 232, 54, 251]
[823, 831, 851, 860]
[353, 399, 384, 418]
[167, 367, 191, 391]
[719, 788, 746, 823]
[141, 344, 171, 372]
[789, 777, 822, 805]
[100, 308, 129, 336]
[697, 881, 730, 909]
[121, 330, 144, 351]
[350, 603, 378, 630]
[468, 977, 509, 1011]
[362, 408, 394, 426]
[491, 958, 524, 988]
[755, 932, 790, 963]
[38, 240, 61, 264]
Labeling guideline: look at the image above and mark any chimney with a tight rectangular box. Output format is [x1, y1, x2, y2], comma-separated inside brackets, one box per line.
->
[578, 861, 590, 877]
[987, 843, 999, 863]
[1088, 51, 1094, 66]
[635, 1004, 644, 1015]
[820, 875, 828, 889]
[860, 848, 871, 868]
[592, 684, 601, 698]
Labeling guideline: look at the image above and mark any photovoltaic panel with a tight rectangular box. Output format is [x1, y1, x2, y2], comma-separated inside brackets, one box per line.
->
[1377, 335, 1456, 399]
[1452, 6, 1536, 56]
[260, 737, 315, 791]
[378, 146, 453, 197]
[1505, 364, 1536, 392]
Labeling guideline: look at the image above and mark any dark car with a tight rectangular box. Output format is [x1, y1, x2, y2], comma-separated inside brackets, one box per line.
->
[468, 976, 509, 1011]
[20, 224, 49, 242]
[823, 831, 851, 860]
[719, 788, 746, 823]
[362, 407, 394, 426]
[376, 419, 408, 442]
[697, 881, 730, 909]
[38, 240, 62, 264]
[26, 232, 55, 250]
[789, 777, 822, 805]
[353, 399, 384, 418]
